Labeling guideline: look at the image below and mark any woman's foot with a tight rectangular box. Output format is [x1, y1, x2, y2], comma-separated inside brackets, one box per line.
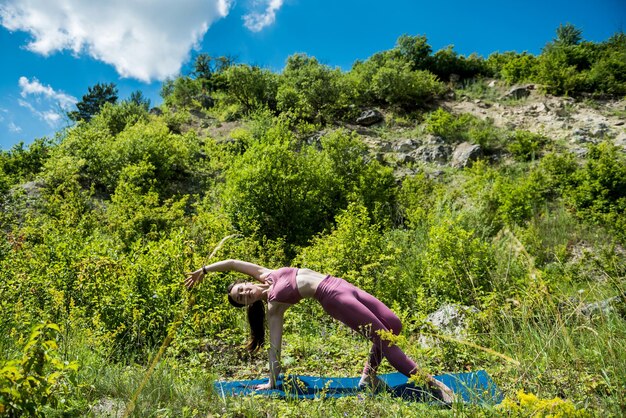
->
[427, 379, 455, 405]
[358, 373, 387, 392]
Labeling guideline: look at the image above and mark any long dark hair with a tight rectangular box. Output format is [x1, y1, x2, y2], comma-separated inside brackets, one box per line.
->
[227, 281, 265, 352]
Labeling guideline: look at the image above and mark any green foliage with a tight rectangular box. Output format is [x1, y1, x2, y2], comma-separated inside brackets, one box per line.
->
[370, 60, 445, 109]
[554, 23, 583, 47]
[536, 47, 586, 96]
[223, 64, 278, 113]
[223, 126, 395, 249]
[500, 53, 539, 84]
[106, 162, 189, 244]
[277, 54, 349, 123]
[52, 114, 197, 196]
[295, 203, 391, 295]
[96, 101, 150, 135]
[192, 54, 233, 93]
[429, 46, 486, 82]
[421, 216, 496, 308]
[424, 108, 480, 143]
[565, 142, 626, 241]
[507, 130, 548, 161]
[395, 34, 432, 71]
[0, 138, 53, 184]
[161, 76, 205, 109]
[398, 172, 438, 228]
[67, 82, 118, 122]
[127, 90, 151, 111]
[0, 322, 78, 417]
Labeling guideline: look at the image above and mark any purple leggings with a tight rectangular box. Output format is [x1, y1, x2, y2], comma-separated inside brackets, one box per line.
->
[314, 275, 417, 377]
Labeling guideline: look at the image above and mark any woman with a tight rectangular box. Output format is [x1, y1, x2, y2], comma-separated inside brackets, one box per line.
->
[185, 259, 454, 403]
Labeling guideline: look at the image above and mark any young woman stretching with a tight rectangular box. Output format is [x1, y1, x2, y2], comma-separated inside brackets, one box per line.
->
[185, 259, 454, 403]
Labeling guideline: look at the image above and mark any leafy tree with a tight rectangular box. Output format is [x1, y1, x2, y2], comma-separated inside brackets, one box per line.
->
[395, 34, 432, 70]
[276, 54, 349, 123]
[223, 127, 396, 249]
[500, 53, 539, 83]
[0, 138, 53, 183]
[223, 64, 279, 113]
[67, 82, 118, 122]
[370, 59, 445, 109]
[128, 90, 151, 111]
[555, 23, 583, 46]
[192, 53, 234, 93]
[160, 76, 203, 108]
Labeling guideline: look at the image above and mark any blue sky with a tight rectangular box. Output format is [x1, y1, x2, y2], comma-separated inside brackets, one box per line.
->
[1, 0, 624, 150]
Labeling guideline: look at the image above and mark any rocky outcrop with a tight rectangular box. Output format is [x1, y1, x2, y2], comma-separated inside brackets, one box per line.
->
[579, 296, 622, 318]
[356, 109, 384, 126]
[451, 142, 482, 168]
[503, 85, 532, 100]
[419, 304, 478, 348]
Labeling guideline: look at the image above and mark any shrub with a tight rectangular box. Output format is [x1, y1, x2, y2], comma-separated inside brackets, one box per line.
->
[370, 60, 445, 109]
[0, 323, 79, 417]
[223, 64, 278, 113]
[161, 76, 203, 109]
[500, 53, 539, 84]
[424, 108, 476, 142]
[276, 54, 349, 123]
[0, 138, 54, 184]
[52, 116, 197, 196]
[106, 162, 189, 245]
[96, 101, 149, 136]
[398, 172, 438, 228]
[223, 127, 396, 249]
[565, 142, 626, 241]
[421, 216, 495, 308]
[507, 130, 548, 161]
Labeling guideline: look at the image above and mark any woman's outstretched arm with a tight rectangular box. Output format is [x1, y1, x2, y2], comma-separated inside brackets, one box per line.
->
[185, 259, 272, 289]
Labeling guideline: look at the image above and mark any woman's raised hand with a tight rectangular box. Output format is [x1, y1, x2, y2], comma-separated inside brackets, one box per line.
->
[184, 268, 205, 289]
[259, 270, 272, 284]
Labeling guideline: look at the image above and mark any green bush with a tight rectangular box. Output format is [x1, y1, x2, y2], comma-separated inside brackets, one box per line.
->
[223, 64, 278, 113]
[52, 115, 197, 196]
[507, 130, 548, 161]
[0, 138, 54, 184]
[96, 101, 149, 135]
[500, 53, 539, 84]
[565, 142, 626, 241]
[223, 127, 396, 249]
[370, 60, 445, 109]
[421, 215, 496, 309]
[295, 203, 392, 295]
[276, 54, 349, 123]
[0, 323, 78, 417]
[161, 76, 204, 109]
[424, 108, 476, 142]
[106, 162, 189, 245]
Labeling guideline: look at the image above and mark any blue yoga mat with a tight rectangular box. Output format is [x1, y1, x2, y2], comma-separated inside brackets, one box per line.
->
[214, 370, 503, 404]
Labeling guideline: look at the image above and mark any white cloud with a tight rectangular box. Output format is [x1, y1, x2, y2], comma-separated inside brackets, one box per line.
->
[243, 0, 284, 32]
[1, 0, 233, 82]
[18, 77, 76, 127]
[19, 77, 77, 110]
[8, 122, 22, 133]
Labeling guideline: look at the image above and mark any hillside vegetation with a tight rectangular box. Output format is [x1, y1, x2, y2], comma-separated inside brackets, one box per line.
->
[1, 27, 625, 417]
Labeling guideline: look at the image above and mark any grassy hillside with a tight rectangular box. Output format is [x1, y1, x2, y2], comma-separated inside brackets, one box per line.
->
[1, 29, 625, 417]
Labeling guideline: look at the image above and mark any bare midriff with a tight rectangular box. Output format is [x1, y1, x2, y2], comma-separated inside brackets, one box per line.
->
[294, 268, 328, 298]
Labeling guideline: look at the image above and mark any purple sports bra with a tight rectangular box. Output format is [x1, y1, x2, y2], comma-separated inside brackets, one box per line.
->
[267, 267, 303, 304]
